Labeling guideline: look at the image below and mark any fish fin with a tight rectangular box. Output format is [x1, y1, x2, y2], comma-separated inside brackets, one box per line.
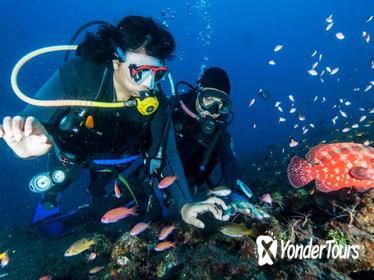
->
[354, 185, 373, 192]
[349, 166, 374, 181]
[246, 229, 255, 238]
[287, 156, 314, 188]
[315, 180, 332, 192]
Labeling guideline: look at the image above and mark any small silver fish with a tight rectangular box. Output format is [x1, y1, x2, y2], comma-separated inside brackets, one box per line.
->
[208, 186, 232, 197]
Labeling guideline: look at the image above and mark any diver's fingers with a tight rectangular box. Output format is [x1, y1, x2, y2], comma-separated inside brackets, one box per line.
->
[2, 116, 13, 138]
[0, 124, 4, 138]
[187, 216, 205, 229]
[207, 204, 223, 220]
[222, 213, 230, 222]
[222, 214, 230, 221]
[24, 116, 45, 136]
[214, 207, 223, 221]
[12, 116, 25, 142]
[39, 133, 54, 145]
[24, 116, 35, 136]
[196, 203, 222, 221]
[204, 196, 228, 210]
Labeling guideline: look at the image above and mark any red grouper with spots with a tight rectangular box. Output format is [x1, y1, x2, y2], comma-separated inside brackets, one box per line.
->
[287, 142, 374, 192]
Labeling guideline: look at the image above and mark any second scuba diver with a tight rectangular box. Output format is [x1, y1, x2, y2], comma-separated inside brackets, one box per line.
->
[0, 16, 228, 233]
[173, 67, 269, 220]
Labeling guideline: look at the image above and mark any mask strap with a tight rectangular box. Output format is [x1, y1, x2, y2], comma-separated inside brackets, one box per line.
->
[201, 87, 228, 96]
[115, 47, 126, 62]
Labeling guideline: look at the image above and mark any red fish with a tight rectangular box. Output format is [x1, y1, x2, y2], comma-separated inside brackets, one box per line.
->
[39, 276, 52, 280]
[154, 241, 176, 252]
[101, 206, 138, 224]
[158, 175, 178, 189]
[287, 142, 374, 192]
[159, 224, 176, 240]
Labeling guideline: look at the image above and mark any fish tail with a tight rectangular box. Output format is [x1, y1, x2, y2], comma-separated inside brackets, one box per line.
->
[130, 206, 139, 216]
[287, 156, 314, 188]
[355, 185, 374, 192]
[246, 229, 255, 238]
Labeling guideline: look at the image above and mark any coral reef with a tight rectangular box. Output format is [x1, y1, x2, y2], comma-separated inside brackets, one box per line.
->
[1, 144, 373, 280]
[0, 188, 372, 279]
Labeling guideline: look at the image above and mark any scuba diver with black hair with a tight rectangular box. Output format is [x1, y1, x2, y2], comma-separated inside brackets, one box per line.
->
[174, 67, 269, 220]
[0, 16, 228, 235]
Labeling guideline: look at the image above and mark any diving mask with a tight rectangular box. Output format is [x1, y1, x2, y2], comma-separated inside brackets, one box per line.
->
[115, 46, 169, 86]
[197, 87, 232, 115]
[128, 64, 168, 85]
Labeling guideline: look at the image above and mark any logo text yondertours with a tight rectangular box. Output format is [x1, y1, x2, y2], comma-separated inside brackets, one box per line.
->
[256, 235, 360, 266]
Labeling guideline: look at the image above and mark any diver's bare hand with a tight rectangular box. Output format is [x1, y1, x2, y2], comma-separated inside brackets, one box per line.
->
[181, 197, 229, 229]
[0, 116, 54, 158]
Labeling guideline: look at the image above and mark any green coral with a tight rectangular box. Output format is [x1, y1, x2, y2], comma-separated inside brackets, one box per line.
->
[327, 228, 349, 246]
[272, 192, 285, 209]
[278, 231, 288, 241]
[295, 189, 309, 200]
[272, 191, 283, 201]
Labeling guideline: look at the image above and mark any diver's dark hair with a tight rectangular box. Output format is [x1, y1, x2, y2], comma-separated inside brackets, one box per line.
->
[77, 16, 175, 63]
[198, 67, 231, 95]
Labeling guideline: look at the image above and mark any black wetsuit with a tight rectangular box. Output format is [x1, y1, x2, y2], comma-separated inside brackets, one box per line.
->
[173, 92, 241, 191]
[20, 57, 192, 213]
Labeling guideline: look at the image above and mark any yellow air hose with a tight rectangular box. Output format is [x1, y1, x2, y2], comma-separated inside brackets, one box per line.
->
[10, 45, 126, 108]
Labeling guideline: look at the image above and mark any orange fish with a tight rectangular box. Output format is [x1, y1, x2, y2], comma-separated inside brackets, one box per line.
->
[85, 115, 94, 129]
[89, 266, 104, 274]
[130, 222, 150, 236]
[0, 251, 9, 268]
[101, 206, 138, 224]
[158, 175, 178, 189]
[159, 224, 176, 240]
[155, 241, 176, 252]
[39, 276, 52, 280]
[114, 180, 122, 199]
[288, 142, 374, 192]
